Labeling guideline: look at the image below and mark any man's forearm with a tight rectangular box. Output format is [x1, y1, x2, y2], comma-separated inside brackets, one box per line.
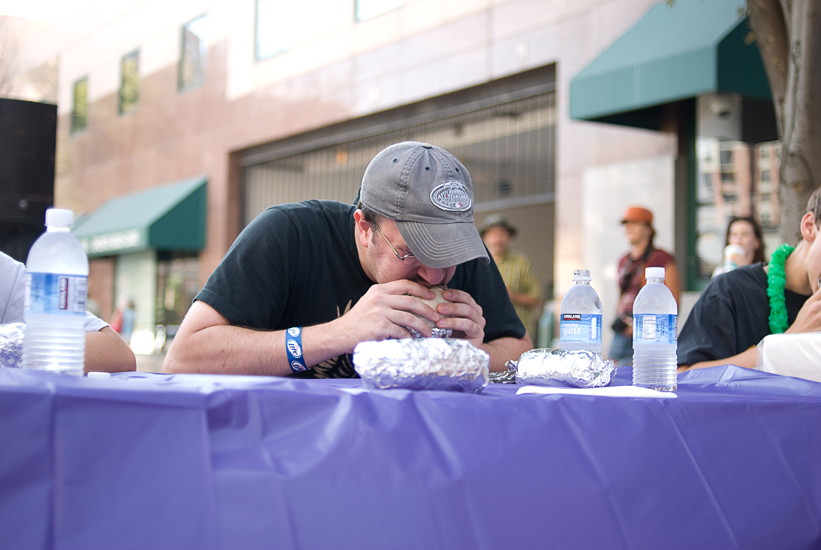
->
[163, 322, 352, 376]
[482, 334, 533, 372]
[679, 346, 757, 372]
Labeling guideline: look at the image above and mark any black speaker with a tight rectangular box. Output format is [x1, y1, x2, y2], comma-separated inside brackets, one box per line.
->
[0, 98, 57, 227]
[0, 223, 42, 263]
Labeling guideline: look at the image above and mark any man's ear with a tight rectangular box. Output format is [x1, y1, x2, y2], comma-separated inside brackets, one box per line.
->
[354, 210, 372, 248]
[800, 212, 817, 243]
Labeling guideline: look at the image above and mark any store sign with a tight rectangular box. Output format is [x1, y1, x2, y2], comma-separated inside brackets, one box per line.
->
[80, 228, 142, 255]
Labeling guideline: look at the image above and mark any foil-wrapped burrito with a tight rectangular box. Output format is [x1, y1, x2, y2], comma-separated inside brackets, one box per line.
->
[404, 285, 452, 339]
[405, 326, 453, 339]
[0, 323, 25, 369]
[510, 348, 616, 388]
[353, 338, 489, 393]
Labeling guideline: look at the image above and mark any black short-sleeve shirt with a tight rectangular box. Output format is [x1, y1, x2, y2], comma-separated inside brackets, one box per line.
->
[196, 200, 525, 378]
[677, 263, 809, 365]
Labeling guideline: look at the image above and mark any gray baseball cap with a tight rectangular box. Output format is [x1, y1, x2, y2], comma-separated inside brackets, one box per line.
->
[359, 141, 489, 268]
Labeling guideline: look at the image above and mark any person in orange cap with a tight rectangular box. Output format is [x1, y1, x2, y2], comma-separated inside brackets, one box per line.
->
[610, 206, 681, 365]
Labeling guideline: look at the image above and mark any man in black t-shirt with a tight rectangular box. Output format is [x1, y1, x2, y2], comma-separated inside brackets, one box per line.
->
[678, 188, 821, 371]
[163, 142, 532, 378]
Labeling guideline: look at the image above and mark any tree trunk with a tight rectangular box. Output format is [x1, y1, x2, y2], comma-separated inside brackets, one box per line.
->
[747, 0, 821, 244]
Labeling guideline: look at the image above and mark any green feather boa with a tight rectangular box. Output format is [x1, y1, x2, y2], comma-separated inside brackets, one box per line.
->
[767, 243, 795, 334]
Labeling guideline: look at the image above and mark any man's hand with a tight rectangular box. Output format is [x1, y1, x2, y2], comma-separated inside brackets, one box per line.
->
[330, 280, 449, 350]
[333, 281, 487, 351]
[432, 287, 486, 350]
[786, 288, 821, 334]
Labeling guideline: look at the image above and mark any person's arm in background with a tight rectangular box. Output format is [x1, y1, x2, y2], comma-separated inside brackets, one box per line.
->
[509, 290, 541, 309]
[85, 327, 136, 373]
[508, 258, 541, 309]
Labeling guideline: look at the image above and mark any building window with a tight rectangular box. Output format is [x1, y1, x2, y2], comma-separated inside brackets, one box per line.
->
[256, 0, 302, 61]
[179, 15, 208, 92]
[71, 76, 88, 133]
[355, 0, 403, 21]
[119, 50, 140, 115]
[718, 148, 733, 166]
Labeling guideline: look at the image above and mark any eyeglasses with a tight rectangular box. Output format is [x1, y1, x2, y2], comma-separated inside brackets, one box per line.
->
[373, 222, 416, 262]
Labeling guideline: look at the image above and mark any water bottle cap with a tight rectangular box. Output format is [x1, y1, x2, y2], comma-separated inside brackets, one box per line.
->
[573, 269, 591, 281]
[45, 208, 74, 227]
[645, 267, 665, 279]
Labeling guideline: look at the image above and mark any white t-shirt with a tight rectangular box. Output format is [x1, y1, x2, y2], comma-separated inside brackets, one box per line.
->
[0, 252, 107, 332]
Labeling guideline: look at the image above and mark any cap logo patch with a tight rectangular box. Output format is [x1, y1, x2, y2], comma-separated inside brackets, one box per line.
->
[430, 181, 471, 212]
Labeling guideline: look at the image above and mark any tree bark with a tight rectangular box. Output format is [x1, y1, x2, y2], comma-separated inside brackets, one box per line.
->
[748, 0, 821, 243]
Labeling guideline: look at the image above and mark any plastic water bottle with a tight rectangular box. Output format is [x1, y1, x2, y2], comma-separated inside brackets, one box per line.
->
[560, 270, 602, 354]
[632, 267, 677, 391]
[22, 208, 88, 376]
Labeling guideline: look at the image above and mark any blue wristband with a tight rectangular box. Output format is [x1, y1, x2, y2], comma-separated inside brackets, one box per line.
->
[286, 327, 308, 372]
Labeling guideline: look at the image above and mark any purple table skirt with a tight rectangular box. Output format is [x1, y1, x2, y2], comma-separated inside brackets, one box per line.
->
[1, 365, 820, 550]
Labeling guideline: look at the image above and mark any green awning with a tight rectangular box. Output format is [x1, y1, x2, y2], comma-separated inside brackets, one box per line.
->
[570, 0, 771, 129]
[73, 176, 207, 258]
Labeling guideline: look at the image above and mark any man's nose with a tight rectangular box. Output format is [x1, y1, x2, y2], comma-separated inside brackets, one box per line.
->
[418, 265, 446, 286]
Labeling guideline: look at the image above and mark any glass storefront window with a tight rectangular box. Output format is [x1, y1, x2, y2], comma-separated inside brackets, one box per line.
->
[155, 252, 200, 328]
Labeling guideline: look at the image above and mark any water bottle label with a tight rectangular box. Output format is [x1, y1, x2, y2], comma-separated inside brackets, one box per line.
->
[25, 272, 87, 316]
[633, 314, 677, 344]
[560, 313, 602, 344]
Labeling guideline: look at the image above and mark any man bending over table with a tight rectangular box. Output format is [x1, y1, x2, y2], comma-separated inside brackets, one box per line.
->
[678, 188, 821, 370]
[163, 141, 532, 377]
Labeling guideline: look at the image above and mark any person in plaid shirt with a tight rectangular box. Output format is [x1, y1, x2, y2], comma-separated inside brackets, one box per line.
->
[480, 215, 541, 337]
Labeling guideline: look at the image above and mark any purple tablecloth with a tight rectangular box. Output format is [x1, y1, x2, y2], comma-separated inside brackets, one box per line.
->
[1, 365, 820, 550]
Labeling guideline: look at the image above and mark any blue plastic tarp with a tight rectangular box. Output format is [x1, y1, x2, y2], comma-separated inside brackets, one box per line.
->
[1, 366, 820, 550]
